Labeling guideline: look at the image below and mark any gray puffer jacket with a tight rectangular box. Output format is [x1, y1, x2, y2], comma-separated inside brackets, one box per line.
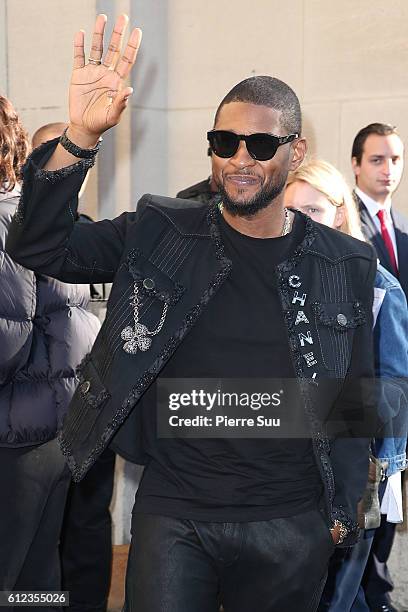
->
[0, 187, 100, 446]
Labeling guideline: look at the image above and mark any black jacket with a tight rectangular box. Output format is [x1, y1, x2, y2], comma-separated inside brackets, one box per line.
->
[6, 142, 377, 545]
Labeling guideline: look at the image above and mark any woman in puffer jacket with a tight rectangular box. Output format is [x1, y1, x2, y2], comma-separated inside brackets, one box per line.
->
[0, 95, 100, 595]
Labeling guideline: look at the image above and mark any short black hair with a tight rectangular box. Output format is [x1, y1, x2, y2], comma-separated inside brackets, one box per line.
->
[214, 76, 302, 135]
[352, 123, 400, 165]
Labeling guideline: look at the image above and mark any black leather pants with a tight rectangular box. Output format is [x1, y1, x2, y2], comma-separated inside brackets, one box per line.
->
[124, 508, 334, 612]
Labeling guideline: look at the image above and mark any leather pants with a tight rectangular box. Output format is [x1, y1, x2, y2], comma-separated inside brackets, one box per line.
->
[124, 508, 335, 612]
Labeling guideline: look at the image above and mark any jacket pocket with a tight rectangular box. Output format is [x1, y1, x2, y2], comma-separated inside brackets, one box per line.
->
[63, 356, 111, 443]
[113, 249, 186, 355]
[102, 249, 185, 355]
[127, 248, 185, 306]
[313, 301, 366, 376]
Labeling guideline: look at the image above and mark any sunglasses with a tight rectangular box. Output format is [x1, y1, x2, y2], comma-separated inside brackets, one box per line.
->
[207, 130, 298, 161]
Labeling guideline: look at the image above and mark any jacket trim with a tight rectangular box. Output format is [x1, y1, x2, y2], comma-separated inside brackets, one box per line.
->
[13, 143, 94, 224]
[275, 212, 360, 544]
[35, 157, 95, 184]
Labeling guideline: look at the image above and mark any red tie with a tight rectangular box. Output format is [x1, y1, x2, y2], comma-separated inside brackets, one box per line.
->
[377, 209, 398, 275]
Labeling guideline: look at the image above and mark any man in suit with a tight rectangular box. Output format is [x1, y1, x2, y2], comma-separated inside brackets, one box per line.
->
[352, 123, 408, 297]
[352, 123, 407, 612]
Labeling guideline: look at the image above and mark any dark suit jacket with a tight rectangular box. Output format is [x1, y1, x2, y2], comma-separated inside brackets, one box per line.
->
[355, 191, 408, 300]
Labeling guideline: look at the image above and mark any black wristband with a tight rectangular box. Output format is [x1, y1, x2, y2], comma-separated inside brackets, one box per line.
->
[59, 128, 102, 159]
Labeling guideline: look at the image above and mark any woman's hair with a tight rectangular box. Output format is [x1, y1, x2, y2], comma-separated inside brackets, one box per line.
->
[0, 95, 30, 191]
[287, 159, 365, 241]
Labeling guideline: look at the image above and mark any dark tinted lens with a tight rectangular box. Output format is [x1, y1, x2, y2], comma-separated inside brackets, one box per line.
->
[208, 131, 239, 158]
[246, 133, 279, 160]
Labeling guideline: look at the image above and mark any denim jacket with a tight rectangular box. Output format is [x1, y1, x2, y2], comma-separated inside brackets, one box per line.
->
[372, 264, 408, 476]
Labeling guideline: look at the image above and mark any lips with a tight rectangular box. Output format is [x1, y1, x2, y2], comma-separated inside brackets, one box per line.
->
[378, 180, 393, 187]
[225, 174, 260, 187]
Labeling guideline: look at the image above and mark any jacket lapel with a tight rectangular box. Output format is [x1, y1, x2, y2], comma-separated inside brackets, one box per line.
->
[354, 192, 392, 271]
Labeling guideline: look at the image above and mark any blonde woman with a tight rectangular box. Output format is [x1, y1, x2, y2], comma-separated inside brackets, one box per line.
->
[285, 159, 364, 240]
[284, 160, 408, 612]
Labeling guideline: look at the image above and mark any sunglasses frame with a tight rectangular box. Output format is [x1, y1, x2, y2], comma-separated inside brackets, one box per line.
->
[207, 130, 299, 161]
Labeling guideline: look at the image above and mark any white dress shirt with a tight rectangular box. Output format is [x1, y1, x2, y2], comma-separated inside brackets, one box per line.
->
[355, 187, 399, 266]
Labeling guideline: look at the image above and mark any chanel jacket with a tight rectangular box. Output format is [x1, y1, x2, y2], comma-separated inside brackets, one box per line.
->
[6, 142, 377, 545]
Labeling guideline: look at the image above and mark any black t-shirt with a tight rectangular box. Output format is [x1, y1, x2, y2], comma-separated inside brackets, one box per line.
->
[134, 211, 323, 521]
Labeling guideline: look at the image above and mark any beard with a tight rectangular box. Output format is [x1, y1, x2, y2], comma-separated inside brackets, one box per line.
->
[215, 170, 288, 217]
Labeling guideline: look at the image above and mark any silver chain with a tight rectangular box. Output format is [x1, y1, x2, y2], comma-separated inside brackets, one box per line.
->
[219, 201, 293, 236]
[281, 208, 292, 236]
[121, 283, 169, 354]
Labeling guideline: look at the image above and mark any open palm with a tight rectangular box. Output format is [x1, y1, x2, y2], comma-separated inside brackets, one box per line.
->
[69, 14, 141, 138]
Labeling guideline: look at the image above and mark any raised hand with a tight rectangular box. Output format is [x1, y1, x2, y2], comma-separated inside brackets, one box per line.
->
[69, 14, 141, 143]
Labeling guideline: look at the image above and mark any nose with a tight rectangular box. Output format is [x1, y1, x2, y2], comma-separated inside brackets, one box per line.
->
[382, 158, 393, 176]
[230, 140, 256, 168]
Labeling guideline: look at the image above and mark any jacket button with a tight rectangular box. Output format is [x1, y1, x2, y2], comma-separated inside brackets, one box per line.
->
[337, 314, 347, 326]
[80, 381, 91, 394]
[143, 278, 155, 290]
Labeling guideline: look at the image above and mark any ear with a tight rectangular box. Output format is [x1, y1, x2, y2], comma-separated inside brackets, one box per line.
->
[334, 205, 345, 229]
[351, 156, 360, 180]
[290, 138, 307, 171]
